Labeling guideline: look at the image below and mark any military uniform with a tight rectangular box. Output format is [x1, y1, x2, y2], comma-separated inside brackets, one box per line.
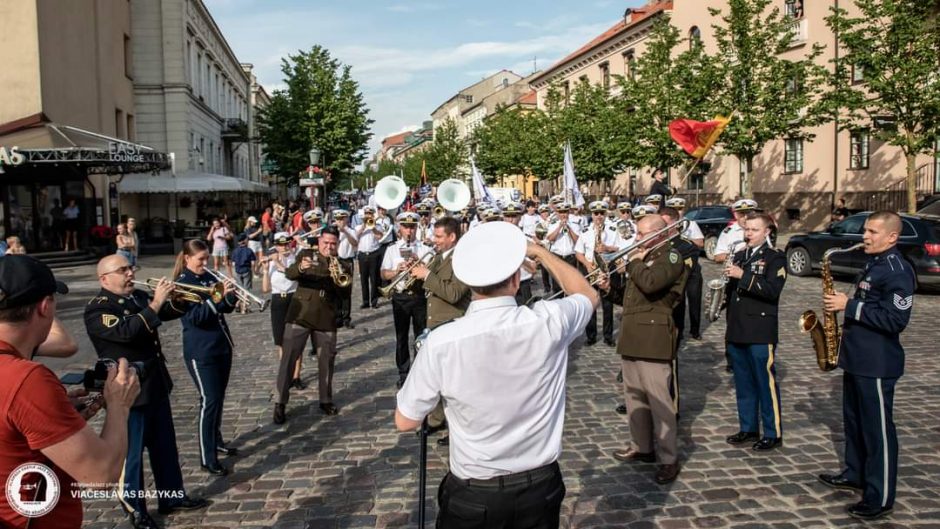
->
[177, 268, 239, 472]
[831, 247, 914, 513]
[382, 238, 431, 384]
[607, 244, 687, 473]
[279, 248, 351, 415]
[672, 236, 702, 347]
[725, 242, 787, 447]
[84, 289, 191, 516]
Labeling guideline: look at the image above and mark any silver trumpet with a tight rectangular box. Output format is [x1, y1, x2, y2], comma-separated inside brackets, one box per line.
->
[206, 268, 271, 312]
[380, 249, 436, 299]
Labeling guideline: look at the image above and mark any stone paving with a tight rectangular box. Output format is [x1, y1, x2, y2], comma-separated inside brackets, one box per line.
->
[41, 255, 940, 529]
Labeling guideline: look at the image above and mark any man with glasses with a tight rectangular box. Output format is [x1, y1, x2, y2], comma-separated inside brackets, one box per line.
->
[84, 255, 208, 528]
[575, 201, 626, 346]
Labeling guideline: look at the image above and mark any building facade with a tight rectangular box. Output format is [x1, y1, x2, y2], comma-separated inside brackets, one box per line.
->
[431, 70, 524, 139]
[530, 0, 939, 230]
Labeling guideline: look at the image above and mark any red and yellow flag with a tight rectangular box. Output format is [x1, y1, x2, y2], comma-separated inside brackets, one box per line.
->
[668, 115, 731, 159]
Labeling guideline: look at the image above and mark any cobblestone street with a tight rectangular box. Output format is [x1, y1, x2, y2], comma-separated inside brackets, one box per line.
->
[45, 256, 940, 529]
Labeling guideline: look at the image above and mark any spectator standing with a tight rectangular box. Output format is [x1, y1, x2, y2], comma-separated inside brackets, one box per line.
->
[115, 224, 136, 267]
[231, 235, 256, 314]
[206, 218, 232, 276]
[62, 199, 80, 252]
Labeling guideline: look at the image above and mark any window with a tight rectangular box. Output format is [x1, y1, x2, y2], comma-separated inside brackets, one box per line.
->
[502, 78, 509, 89]
[208, 141, 214, 172]
[784, 138, 803, 173]
[851, 63, 864, 84]
[189, 132, 195, 169]
[196, 53, 203, 97]
[623, 50, 636, 80]
[689, 26, 701, 49]
[599, 62, 610, 91]
[785, 72, 803, 95]
[563, 80, 570, 103]
[629, 167, 638, 196]
[199, 137, 205, 167]
[786, 0, 804, 19]
[126, 114, 135, 141]
[833, 215, 865, 234]
[123, 34, 132, 79]
[739, 157, 750, 196]
[115, 109, 124, 139]
[849, 129, 870, 169]
[463, 94, 473, 104]
[578, 74, 588, 85]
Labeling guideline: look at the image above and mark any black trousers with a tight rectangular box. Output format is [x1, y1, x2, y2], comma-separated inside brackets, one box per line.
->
[549, 254, 577, 294]
[338, 257, 354, 323]
[119, 396, 186, 515]
[843, 372, 898, 509]
[673, 265, 703, 349]
[514, 279, 533, 306]
[437, 462, 565, 529]
[184, 353, 232, 468]
[392, 293, 427, 376]
[358, 250, 382, 305]
[586, 293, 614, 342]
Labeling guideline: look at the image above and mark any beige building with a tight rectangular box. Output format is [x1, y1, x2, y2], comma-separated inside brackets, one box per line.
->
[0, 0, 170, 254]
[119, 0, 268, 235]
[531, 0, 940, 230]
[431, 69, 525, 139]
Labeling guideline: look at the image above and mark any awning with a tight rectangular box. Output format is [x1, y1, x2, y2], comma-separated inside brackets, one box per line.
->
[118, 172, 270, 194]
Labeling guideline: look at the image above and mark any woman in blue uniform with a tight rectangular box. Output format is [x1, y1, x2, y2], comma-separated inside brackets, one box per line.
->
[172, 239, 239, 476]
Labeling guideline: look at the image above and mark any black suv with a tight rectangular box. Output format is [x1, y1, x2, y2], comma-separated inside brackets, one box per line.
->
[785, 212, 940, 289]
[684, 205, 777, 259]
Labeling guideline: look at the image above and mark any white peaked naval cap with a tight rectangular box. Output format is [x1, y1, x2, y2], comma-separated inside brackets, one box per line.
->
[453, 221, 527, 287]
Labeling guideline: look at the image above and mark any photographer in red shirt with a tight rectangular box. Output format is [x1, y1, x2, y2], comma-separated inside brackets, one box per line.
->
[0, 255, 140, 528]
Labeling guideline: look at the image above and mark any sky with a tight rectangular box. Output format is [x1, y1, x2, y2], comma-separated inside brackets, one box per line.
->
[203, 0, 648, 158]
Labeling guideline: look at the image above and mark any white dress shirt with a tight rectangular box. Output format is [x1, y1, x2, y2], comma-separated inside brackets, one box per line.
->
[520, 213, 540, 236]
[337, 226, 359, 259]
[381, 238, 432, 275]
[356, 223, 382, 253]
[397, 294, 594, 479]
[376, 216, 394, 245]
[574, 223, 628, 265]
[548, 221, 581, 256]
[682, 220, 704, 241]
[715, 222, 745, 257]
[268, 252, 298, 294]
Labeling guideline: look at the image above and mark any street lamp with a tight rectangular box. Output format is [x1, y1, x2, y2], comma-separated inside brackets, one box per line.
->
[309, 147, 321, 166]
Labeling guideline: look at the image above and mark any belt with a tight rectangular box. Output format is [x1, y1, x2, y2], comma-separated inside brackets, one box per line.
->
[358, 248, 381, 256]
[452, 461, 559, 490]
[274, 292, 295, 298]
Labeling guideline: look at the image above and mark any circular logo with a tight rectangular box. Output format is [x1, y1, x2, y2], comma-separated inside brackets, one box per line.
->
[5, 463, 60, 518]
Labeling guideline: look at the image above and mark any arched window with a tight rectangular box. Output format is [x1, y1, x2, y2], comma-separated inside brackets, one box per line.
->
[689, 26, 702, 49]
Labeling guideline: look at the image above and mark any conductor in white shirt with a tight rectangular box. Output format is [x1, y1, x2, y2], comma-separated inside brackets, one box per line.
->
[395, 222, 599, 529]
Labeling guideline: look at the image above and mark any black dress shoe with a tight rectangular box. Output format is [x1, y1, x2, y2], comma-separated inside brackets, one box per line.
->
[273, 404, 286, 424]
[615, 404, 627, 415]
[371, 302, 379, 308]
[616, 369, 623, 383]
[818, 473, 863, 491]
[359, 303, 370, 309]
[726, 431, 760, 445]
[309, 348, 317, 357]
[655, 463, 680, 484]
[752, 437, 782, 451]
[585, 338, 597, 346]
[201, 463, 228, 476]
[216, 444, 238, 456]
[612, 448, 656, 463]
[291, 378, 307, 390]
[690, 333, 702, 340]
[604, 338, 616, 346]
[437, 435, 450, 446]
[129, 511, 161, 529]
[158, 496, 210, 515]
[320, 402, 339, 415]
[344, 320, 355, 329]
[847, 502, 892, 520]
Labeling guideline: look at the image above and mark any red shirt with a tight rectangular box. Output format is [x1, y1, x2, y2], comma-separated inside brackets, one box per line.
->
[261, 211, 274, 232]
[0, 342, 85, 528]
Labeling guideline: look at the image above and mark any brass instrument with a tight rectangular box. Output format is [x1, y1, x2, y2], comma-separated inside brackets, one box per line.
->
[617, 219, 635, 240]
[534, 221, 548, 240]
[379, 249, 435, 298]
[800, 242, 865, 371]
[704, 241, 745, 322]
[592, 221, 606, 276]
[205, 269, 271, 311]
[364, 216, 376, 229]
[132, 278, 223, 304]
[433, 204, 446, 219]
[329, 256, 352, 288]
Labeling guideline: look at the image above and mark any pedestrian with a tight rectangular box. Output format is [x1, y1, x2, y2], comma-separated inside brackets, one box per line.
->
[231, 234, 256, 313]
[206, 218, 232, 276]
[115, 223, 136, 268]
[243, 216, 264, 276]
[127, 218, 140, 269]
[395, 222, 598, 528]
[4, 236, 26, 256]
[172, 239, 240, 476]
[819, 211, 915, 520]
[63, 198, 80, 252]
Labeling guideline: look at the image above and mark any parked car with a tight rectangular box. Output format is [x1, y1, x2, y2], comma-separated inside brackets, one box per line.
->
[784, 212, 940, 290]
[684, 205, 777, 259]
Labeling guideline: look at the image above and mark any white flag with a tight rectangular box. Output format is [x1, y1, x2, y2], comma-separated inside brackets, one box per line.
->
[563, 142, 585, 207]
[470, 157, 495, 205]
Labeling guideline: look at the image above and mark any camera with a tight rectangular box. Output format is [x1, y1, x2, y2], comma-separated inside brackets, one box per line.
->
[61, 359, 147, 392]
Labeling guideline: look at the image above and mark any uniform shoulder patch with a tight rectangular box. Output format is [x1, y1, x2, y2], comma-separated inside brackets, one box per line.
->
[893, 293, 913, 311]
[101, 314, 119, 328]
[721, 226, 732, 234]
[89, 296, 109, 305]
[669, 251, 679, 264]
[777, 267, 787, 278]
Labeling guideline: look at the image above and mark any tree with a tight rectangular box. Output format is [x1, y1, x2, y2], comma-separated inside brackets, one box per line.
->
[825, 0, 940, 213]
[707, 0, 828, 198]
[617, 18, 723, 187]
[423, 119, 467, 183]
[257, 46, 373, 190]
[471, 106, 558, 183]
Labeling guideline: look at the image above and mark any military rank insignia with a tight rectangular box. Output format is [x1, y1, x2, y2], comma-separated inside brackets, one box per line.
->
[101, 314, 119, 328]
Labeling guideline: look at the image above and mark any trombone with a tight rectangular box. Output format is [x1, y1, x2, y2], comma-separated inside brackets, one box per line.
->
[205, 269, 271, 312]
[132, 278, 223, 304]
[379, 250, 436, 298]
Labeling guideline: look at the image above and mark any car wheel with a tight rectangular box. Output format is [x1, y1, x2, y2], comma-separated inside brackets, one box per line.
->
[787, 247, 812, 276]
[704, 236, 718, 260]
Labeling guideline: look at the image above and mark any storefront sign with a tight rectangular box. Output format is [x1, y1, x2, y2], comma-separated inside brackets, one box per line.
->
[0, 146, 25, 174]
[108, 142, 145, 163]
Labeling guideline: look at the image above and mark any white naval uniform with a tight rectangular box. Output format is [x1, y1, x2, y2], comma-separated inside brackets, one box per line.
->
[268, 252, 298, 294]
[682, 219, 704, 241]
[337, 226, 359, 259]
[520, 213, 540, 236]
[356, 223, 382, 254]
[574, 223, 628, 266]
[396, 294, 594, 479]
[715, 222, 745, 258]
[547, 221, 581, 257]
[381, 238, 433, 275]
[376, 216, 394, 245]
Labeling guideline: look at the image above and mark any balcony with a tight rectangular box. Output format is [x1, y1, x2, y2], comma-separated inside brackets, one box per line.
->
[221, 118, 248, 142]
[785, 18, 808, 47]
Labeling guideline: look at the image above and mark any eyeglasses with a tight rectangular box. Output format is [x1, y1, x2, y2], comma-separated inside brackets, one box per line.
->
[592, 212, 606, 216]
[101, 265, 139, 276]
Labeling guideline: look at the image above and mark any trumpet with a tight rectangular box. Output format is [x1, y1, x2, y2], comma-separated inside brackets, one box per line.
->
[379, 250, 435, 298]
[132, 278, 223, 304]
[205, 269, 270, 312]
[364, 216, 376, 229]
[329, 256, 352, 288]
[433, 204, 446, 219]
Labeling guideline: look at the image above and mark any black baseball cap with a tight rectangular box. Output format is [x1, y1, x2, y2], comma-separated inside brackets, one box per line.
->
[0, 255, 69, 309]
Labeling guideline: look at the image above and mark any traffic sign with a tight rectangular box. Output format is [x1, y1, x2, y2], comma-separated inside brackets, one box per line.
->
[299, 178, 324, 187]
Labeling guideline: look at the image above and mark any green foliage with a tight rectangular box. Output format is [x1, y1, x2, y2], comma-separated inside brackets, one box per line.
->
[471, 106, 557, 182]
[423, 119, 468, 183]
[708, 0, 827, 196]
[554, 80, 631, 182]
[257, 46, 373, 189]
[825, 0, 940, 212]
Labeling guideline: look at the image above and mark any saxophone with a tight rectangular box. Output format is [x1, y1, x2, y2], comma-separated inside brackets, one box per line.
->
[704, 241, 745, 322]
[800, 242, 865, 371]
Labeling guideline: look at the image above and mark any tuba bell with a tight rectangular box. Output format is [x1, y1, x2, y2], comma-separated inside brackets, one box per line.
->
[437, 179, 471, 213]
[374, 175, 409, 210]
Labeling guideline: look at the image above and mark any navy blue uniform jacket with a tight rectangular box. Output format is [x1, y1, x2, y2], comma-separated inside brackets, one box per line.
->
[177, 269, 238, 358]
